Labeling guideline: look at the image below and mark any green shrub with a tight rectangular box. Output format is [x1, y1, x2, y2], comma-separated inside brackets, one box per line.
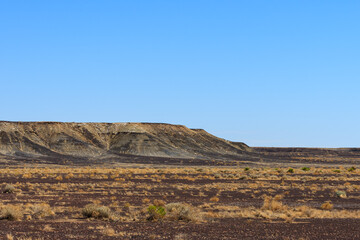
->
[301, 167, 310, 171]
[335, 191, 347, 198]
[348, 166, 356, 172]
[287, 168, 294, 173]
[147, 205, 166, 221]
[244, 167, 250, 171]
[333, 169, 341, 173]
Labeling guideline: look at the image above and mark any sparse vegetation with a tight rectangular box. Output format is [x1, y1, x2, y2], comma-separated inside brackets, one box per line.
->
[321, 201, 334, 210]
[165, 202, 201, 222]
[147, 205, 166, 221]
[174, 233, 188, 240]
[3, 184, 15, 193]
[210, 196, 219, 202]
[82, 204, 113, 219]
[0, 205, 23, 221]
[301, 167, 310, 171]
[0, 166, 359, 239]
[29, 203, 54, 219]
[335, 191, 347, 198]
[348, 166, 356, 172]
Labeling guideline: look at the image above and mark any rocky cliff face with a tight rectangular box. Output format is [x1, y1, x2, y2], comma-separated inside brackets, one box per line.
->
[0, 121, 250, 161]
[1, 121, 359, 166]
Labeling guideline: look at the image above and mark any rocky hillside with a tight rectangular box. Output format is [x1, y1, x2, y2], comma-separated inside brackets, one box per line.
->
[0, 121, 250, 161]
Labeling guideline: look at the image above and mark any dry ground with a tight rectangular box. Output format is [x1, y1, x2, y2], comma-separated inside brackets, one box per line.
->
[0, 165, 360, 239]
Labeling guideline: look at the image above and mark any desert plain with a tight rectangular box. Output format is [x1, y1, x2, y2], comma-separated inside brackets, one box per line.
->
[0, 122, 359, 240]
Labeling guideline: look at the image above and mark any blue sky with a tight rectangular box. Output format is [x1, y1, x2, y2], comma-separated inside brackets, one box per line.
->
[1, 1, 359, 147]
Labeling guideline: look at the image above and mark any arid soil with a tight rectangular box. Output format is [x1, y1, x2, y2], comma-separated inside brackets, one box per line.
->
[1, 121, 360, 239]
[1, 166, 360, 239]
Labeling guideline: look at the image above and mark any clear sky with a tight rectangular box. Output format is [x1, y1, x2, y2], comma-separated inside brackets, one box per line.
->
[1, 1, 359, 147]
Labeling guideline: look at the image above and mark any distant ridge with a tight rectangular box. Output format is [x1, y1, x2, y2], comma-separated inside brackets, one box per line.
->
[0, 121, 250, 162]
[1, 121, 359, 166]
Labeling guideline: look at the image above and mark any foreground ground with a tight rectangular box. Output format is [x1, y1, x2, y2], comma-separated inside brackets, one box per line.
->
[0, 164, 360, 239]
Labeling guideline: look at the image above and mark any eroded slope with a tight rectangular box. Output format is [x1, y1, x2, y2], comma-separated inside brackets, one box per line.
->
[0, 121, 250, 161]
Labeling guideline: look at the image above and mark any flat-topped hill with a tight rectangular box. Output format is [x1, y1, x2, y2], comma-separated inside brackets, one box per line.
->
[0, 121, 250, 162]
[0, 121, 359, 166]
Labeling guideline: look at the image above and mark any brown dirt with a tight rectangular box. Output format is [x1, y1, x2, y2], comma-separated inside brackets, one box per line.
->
[0, 166, 360, 239]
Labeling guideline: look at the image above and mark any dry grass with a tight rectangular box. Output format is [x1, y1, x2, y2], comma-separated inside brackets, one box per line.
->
[321, 201, 333, 210]
[28, 203, 54, 219]
[165, 202, 203, 222]
[0, 205, 23, 221]
[6, 234, 14, 240]
[0, 165, 359, 238]
[174, 233, 188, 240]
[99, 226, 116, 236]
[42, 225, 54, 232]
[213, 195, 360, 222]
[3, 184, 15, 193]
[81, 204, 113, 219]
[210, 196, 219, 202]
[6, 234, 44, 240]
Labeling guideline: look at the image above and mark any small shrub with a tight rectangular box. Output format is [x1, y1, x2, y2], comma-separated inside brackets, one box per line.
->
[147, 205, 166, 221]
[174, 233, 188, 240]
[333, 169, 341, 173]
[244, 167, 250, 171]
[210, 196, 219, 202]
[261, 195, 287, 212]
[100, 226, 116, 236]
[3, 184, 15, 193]
[30, 203, 54, 219]
[43, 224, 54, 232]
[287, 168, 294, 173]
[348, 166, 356, 172]
[321, 201, 333, 210]
[165, 203, 200, 222]
[82, 204, 98, 218]
[214, 174, 221, 179]
[335, 191, 347, 198]
[6, 233, 14, 240]
[0, 205, 23, 221]
[123, 202, 131, 210]
[82, 204, 112, 219]
[153, 199, 165, 206]
[55, 175, 63, 181]
[64, 173, 74, 179]
[301, 167, 310, 172]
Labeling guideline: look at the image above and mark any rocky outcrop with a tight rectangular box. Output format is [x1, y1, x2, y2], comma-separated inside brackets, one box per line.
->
[0, 121, 250, 161]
